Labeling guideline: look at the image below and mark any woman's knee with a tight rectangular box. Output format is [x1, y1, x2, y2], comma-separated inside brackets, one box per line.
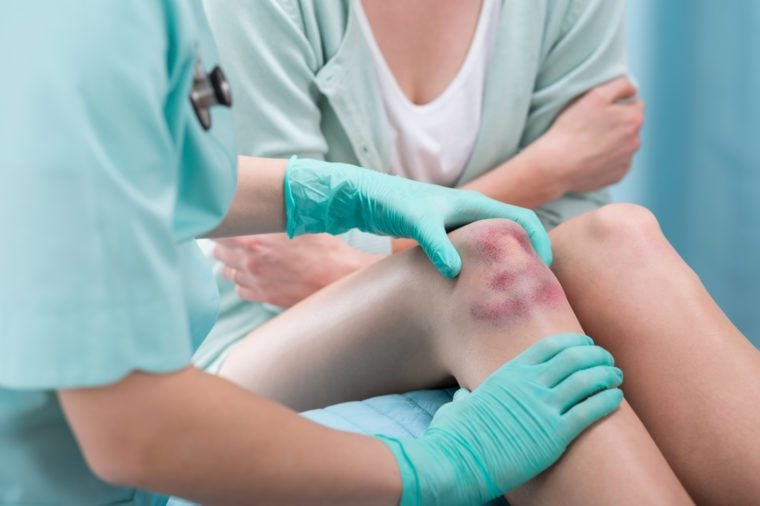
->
[553, 203, 668, 262]
[447, 219, 568, 326]
[588, 203, 662, 242]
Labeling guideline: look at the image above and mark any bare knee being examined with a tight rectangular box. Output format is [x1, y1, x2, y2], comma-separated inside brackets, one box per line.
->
[438, 219, 580, 387]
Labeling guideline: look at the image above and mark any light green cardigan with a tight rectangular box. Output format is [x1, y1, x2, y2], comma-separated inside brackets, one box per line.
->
[195, 0, 628, 369]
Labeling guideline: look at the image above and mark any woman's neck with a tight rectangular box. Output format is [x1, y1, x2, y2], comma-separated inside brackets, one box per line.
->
[360, 0, 485, 105]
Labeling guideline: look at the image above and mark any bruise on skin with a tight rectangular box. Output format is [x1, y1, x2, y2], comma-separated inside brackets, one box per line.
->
[488, 270, 518, 291]
[464, 220, 563, 324]
[471, 264, 566, 324]
[487, 263, 548, 292]
[471, 296, 532, 321]
[470, 278, 565, 323]
[473, 222, 533, 265]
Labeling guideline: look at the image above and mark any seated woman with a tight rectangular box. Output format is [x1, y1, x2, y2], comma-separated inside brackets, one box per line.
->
[197, 0, 760, 503]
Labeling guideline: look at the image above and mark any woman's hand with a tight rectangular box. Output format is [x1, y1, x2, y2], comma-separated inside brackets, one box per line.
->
[214, 234, 382, 307]
[284, 157, 552, 277]
[533, 77, 644, 196]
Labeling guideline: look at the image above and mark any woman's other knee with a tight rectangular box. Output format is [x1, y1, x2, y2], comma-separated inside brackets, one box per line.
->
[583, 203, 662, 248]
[552, 204, 672, 266]
[551, 203, 703, 298]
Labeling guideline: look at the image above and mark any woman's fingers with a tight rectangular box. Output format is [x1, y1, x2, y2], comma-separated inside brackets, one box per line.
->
[510, 333, 594, 366]
[236, 285, 263, 303]
[539, 345, 615, 387]
[213, 242, 248, 270]
[562, 388, 624, 440]
[214, 242, 260, 292]
[552, 365, 623, 414]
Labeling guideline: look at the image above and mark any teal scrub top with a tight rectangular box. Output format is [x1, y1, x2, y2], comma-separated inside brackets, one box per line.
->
[0, 1, 236, 504]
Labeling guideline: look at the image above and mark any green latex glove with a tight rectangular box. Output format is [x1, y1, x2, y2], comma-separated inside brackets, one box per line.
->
[377, 333, 624, 505]
[283, 157, 552, 277]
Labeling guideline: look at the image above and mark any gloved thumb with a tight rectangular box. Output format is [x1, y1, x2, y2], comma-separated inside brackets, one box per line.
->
[416, 225, 462, 278]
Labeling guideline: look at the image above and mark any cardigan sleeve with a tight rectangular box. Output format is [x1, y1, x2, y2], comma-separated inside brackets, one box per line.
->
[521, 0, 629, 146]
[522, 0, 630, 228]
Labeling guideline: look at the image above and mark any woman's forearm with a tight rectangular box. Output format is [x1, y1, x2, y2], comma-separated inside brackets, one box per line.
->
[461, 142, 565, 209]
[60, 368, 401, 506]
[391, 144, 562, 254]
[208, 156, 288, 238]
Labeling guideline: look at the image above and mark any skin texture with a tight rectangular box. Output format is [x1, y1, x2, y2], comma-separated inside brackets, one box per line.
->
[467, 227, 565, 324]
[219, 218, 693, 505]
[549, 204, 760, 505]
[61, 368, 402, 506]
[361, 0, 484, 106]
[214, 233, 381, 307]
[207, 157, 288, 238]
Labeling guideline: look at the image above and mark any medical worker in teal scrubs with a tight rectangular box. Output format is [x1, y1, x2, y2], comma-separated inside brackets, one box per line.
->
[0, 1, 623, 504]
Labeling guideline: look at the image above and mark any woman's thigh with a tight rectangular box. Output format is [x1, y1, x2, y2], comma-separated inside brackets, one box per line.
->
[216, 218, 578, 411]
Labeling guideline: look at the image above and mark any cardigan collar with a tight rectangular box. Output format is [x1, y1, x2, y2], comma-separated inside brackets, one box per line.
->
[314, 0, 544, 184]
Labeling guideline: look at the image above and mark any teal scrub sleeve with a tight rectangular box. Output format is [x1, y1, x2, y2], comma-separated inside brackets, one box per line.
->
[0, 1, 198, 389]
[284, 157, 552, 277]
[377, 334, 624, 505]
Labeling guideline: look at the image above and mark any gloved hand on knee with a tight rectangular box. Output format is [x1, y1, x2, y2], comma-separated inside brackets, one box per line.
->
[283, 156, 552, 278]
[377, 333, 624, 505]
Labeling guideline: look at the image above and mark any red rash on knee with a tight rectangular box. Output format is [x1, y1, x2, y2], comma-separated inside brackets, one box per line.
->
[488, 270, 518, 291]
[470, 278, 565, 323]
[487, 263, 548, 292]
[470, 297, 531, 321]
[473, 223, 533, 264]
[469, 259, 566, 324]
[453, 219, 563, 325]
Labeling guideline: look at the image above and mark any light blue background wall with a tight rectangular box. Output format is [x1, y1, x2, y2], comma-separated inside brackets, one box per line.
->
[612, 0, 760, 347]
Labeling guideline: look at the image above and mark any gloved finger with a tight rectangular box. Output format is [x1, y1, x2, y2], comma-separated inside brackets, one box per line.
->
[552, 366, 623, 414]
[512, 210, 553, 267]
[562, 388, 624, 440]
[452, 388, 471, 401]
[540, 345, 615, 387]
[510, 333, 593, 366]
[414, 224, 462, 278]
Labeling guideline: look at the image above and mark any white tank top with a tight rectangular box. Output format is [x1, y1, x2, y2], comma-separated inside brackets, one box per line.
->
[355, 0, 501, 186]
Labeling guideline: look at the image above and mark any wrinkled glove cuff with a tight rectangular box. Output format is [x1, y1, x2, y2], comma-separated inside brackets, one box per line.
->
[375, 434, 497, 506]
[284, 155, 361, 237]
[376, 435, 424, 506]
[284, 155, 311, 238]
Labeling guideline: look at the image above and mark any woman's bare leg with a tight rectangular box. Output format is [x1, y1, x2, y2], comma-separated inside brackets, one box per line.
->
[220, 218, 690, 504]
[550, 203, 760, 505]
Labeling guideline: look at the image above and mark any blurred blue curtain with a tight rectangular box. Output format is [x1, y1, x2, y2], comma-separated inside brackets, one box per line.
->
[614, 0, 760, 347]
